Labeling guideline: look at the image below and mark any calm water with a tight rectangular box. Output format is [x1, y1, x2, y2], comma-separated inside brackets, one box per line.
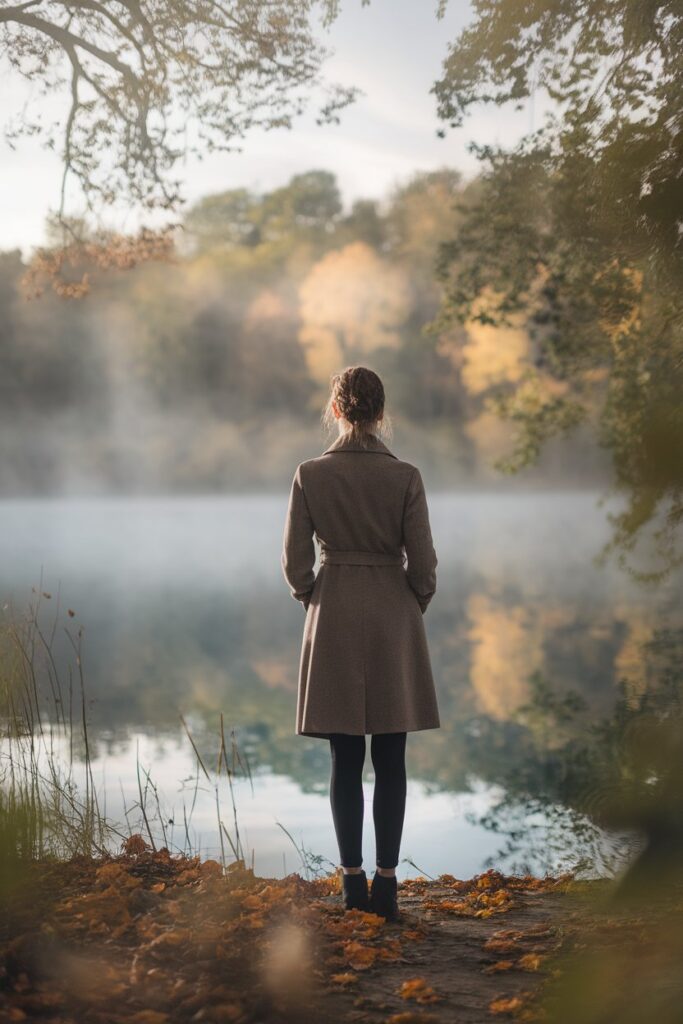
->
[1, 492, 680, 878]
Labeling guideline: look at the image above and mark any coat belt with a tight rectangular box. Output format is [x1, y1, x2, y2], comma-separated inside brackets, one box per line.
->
[319, 548, 406, 566]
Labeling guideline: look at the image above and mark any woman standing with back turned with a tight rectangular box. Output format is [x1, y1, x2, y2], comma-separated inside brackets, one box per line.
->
[281, 365, 440, 920]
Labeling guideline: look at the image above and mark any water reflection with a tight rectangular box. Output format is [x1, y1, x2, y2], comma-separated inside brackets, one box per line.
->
[1, 492, 680, 875]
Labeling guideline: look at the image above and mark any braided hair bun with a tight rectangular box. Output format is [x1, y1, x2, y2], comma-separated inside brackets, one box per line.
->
[324, 366, 388, 446]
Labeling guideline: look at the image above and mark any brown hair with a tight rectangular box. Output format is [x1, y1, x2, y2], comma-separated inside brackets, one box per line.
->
[322, 365, 393, 447]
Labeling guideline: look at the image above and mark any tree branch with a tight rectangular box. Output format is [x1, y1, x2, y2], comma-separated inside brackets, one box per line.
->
[5, 10, 137, 82]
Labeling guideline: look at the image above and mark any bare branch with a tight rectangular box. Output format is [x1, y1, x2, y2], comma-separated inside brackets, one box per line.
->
[0, 1, 355, 221]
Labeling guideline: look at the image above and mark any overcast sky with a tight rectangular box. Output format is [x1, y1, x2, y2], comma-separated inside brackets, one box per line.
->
[1, 0, 542, 255]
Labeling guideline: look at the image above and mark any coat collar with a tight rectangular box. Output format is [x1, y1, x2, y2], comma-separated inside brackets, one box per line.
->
[322, 431, 397, 459]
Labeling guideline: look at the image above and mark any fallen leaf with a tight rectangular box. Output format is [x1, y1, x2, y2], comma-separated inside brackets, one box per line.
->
[489, 995, 524, 1015]
[483, 940, 519, 954]
[518, 953, 544, 971]
[342, 940, 378, 970]
[378, 937, 402, 960]
[330, 972, 358, 986]
[398, 977, 440, 1003]
[483, 960, 514, 974]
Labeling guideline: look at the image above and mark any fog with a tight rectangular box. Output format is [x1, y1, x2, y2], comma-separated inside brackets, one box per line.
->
[0, 169, 610, 498]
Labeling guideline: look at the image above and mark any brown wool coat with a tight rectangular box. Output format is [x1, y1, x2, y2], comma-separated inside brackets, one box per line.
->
[281, 430, 440, 738]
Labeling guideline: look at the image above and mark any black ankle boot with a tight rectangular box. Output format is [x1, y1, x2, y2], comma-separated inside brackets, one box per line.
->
[342, 870, 369, 911]
[369, 871, 399, 921]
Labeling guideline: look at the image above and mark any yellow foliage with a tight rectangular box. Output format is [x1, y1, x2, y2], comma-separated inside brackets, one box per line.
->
[325, 909, 384, 939]
[594, 261, 643, 344]
[297, 242, 411, 387]
[461, 288, 530, 395]
[466, 593, 544, 720]
[463, 410, 513, 464]
[435, 900, 471, 913]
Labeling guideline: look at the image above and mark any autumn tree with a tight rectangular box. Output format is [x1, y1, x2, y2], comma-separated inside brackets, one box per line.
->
[2, 1, 367, 294]
[0, 1, 363, 221]
[429, 0, 683, 577]
[297, 241, 412, 392]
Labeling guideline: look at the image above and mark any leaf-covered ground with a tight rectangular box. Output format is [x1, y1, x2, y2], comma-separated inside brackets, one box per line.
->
[1, 841, 676, 1024]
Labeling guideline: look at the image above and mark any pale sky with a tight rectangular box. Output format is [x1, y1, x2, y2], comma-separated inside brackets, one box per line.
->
[0, 0, 543, 255]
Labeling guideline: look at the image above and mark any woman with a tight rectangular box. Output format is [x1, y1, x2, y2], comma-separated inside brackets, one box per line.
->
[281, 365, 440, 920]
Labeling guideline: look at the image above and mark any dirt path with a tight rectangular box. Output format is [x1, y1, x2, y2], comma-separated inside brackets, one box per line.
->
[0, 846, 596, 1024]
[315, 879, 582, 1024]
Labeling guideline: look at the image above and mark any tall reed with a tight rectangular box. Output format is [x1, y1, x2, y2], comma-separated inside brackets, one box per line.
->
[0, 585, 120, 874]
[1, 582, 251, 882]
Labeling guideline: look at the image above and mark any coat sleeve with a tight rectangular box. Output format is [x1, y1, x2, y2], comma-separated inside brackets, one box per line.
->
[401, 466, 438, 615]
[281, 463, 316, 610]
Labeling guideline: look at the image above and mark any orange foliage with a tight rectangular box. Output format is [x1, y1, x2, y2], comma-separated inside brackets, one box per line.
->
[484, 960, 515, 974]
[490, 995, 525, 1015]
[342, 939, 378, 970]
[399, 977, 441, 1003]
[0, 854, 571, 1024]
[330, 972, 358, 986]
[518, 953, 544, 972]
[21, 228, 176, 300]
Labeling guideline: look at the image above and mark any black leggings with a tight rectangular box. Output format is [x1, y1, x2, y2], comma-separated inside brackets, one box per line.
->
[329, 732, 407, 870]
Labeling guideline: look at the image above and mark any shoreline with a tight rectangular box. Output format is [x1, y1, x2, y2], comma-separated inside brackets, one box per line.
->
[1, 843, 601, 1024]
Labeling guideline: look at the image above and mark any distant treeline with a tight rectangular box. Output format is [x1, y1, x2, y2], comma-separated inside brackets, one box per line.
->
[0, 169, 606, 495]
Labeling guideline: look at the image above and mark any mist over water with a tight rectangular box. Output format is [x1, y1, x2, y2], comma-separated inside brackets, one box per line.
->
[0, 163, 673, 879]
[1, 490, 678, 877]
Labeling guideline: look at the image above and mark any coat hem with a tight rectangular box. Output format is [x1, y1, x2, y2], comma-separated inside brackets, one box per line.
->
[297, 722, 441, 739]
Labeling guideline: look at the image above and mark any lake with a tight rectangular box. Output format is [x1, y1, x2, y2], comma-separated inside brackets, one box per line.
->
[1, 491, 679, 878]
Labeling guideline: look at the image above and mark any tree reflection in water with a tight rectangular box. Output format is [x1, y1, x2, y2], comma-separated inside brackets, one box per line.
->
[468, 631, 683, 888]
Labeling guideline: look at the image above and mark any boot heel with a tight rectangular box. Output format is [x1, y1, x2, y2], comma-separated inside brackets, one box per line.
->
[369, 871, 399, 921]
[342, 870, 369, 911]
